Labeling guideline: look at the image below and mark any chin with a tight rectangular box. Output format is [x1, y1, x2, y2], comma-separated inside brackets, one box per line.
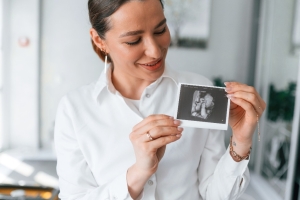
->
[144, 62, 165, 81]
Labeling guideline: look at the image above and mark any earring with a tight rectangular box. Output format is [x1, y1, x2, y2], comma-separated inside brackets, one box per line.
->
[101, 48, 108, 74]
[104, 53, 108, 74]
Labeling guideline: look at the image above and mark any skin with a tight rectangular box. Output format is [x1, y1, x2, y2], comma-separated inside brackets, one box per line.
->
[91, 0, 170, 100]
[90, 0, 266, 198]
[226, 82, 266, 156]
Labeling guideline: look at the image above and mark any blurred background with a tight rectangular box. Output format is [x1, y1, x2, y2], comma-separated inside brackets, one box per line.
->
[0, 0, 300, 199]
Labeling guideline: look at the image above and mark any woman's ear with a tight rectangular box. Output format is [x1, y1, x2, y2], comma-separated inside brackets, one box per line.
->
[90, 28, 107, 52]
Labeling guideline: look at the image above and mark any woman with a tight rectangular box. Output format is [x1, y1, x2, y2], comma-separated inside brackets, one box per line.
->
[54, 0, 266, 199]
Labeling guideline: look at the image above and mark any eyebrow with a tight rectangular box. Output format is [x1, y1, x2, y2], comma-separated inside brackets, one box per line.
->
[119, 18, 167, 38]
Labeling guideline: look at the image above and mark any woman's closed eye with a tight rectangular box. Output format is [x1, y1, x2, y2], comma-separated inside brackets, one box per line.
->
[126, 38, 141, 46]
[125, 26, 167, 46]
[155, 26, 166, 35]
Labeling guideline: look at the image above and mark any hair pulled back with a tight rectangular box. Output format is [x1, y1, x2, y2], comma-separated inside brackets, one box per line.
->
[88, 0, 164, 63]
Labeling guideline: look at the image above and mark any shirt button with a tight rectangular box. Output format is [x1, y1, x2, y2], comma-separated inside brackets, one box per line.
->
[148, 180, 153, 185]
[145, 94, 151, 98]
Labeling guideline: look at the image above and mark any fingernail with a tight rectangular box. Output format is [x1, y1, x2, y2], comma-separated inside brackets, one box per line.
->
[178, 127, 183, 131]
[176, 134, 182, 137]
[169, 116, 174, 119]
[225, 87, 232, 92]
[226, 94, 233, 99]
[224, 82, 229, 86]
[174, 120, 181, 125]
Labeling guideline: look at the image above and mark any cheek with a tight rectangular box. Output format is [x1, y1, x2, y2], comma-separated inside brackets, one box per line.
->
[110, 43, 141, 63]
[161, 28, 171, 48]
[108, 31, 171, 63]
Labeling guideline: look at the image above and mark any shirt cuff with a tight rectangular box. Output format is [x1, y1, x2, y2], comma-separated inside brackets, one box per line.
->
[109, 171, 131, 199]
[221, 146, 249, 176]
[109, 171, 144, 200]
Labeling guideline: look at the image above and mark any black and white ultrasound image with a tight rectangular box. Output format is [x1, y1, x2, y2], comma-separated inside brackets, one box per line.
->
[177, 84, 228, 124]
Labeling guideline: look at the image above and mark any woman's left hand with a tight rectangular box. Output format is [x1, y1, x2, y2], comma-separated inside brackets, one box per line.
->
[225, 82, 266, 154]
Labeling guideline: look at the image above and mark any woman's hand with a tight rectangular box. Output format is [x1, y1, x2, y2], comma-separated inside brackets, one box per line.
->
[130, 114, 182, 173]
[225, 82, 266, 155]
[127, 114, 183, 198]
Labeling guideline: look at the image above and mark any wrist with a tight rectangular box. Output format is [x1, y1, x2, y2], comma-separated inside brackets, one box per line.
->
[231, 135, 252, 158]
[232, 133, 252, 146]
[127, 164, 152, 199]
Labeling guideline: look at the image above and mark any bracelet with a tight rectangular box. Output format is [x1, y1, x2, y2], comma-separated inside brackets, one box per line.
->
[229, 136, 251, 162]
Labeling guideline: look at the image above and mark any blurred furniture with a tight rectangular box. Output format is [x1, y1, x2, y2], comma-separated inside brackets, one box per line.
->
[0, 184, 59, 200]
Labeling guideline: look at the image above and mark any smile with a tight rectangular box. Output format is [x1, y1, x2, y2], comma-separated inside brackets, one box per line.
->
[143, 59, 161, 66]
[139, 59, 163, 71]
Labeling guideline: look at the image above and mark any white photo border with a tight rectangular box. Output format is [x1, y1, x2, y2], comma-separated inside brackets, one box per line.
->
[174, 83, 230, 130]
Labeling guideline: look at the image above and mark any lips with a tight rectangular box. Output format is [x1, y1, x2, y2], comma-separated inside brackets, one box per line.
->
[139, 58, 163, 71]
[143, 59, 161, 66]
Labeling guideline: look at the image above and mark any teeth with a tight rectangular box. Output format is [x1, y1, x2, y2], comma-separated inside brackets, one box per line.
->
[145, 60, 159, 66]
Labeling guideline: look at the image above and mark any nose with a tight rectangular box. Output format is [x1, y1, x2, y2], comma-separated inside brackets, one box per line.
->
[144, 37, 161, 59]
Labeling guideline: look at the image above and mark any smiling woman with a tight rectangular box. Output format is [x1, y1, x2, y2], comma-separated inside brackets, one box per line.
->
[89, 0, 165, 64]
[89, 0, 170, 100]
[54, 0, 266, 199]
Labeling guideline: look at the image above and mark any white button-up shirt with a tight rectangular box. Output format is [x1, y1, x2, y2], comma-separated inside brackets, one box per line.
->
[54, 66, 250, 200]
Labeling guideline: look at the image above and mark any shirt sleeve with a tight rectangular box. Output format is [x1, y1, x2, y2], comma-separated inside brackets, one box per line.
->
[54, 96, 134, 200]
[198, 129, 250, 200]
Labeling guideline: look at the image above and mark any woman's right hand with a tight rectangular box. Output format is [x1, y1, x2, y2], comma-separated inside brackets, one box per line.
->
[127, 115, 183, 198]
[129, 114, 183, 174]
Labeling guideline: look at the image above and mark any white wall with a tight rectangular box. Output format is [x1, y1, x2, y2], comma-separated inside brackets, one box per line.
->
[2, 0, 40, 149]
[40, 0, 255, 148]
[40, 0, 102, 148]
[267, 0, 299, 90]
[0, 0, 3, 150]
[168, 0, 254, 84]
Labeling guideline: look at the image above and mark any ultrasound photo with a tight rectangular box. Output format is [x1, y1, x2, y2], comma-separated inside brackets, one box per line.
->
[175, 83, 230, 130]
[191, 90, 215, 120]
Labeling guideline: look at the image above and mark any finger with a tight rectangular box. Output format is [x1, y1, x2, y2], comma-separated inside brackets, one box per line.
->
[133, 114, 171, 131]
[227, 91, 263, 116]
[230, 101, 239, 110]
[134, 118, 181, 136]
[225, 82, 256, 94]
[229, 97, 258, 124]
[141, 126, 183, 142]
[148, 134, 182, 149]
[225, 82, 266, 111]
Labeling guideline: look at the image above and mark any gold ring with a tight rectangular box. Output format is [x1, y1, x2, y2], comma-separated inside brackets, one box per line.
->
[146, 133, 153, 141]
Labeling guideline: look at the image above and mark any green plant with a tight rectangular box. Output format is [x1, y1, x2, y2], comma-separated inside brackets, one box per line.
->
[213, 77, 225, 87]
[268, 82, 296, 122]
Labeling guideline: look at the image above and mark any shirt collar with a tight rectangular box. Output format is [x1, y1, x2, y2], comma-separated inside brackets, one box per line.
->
[93, 63, 179, 105]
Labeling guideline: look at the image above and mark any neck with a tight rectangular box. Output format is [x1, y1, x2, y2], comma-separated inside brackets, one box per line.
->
[111, 67, 155, 100]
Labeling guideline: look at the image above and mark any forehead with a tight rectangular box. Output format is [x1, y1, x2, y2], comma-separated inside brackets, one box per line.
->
[108, 0, 164, 32]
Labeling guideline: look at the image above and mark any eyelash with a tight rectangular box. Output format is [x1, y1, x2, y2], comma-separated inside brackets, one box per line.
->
[125, 27, 167, 46]
[126, 38, 141, 46]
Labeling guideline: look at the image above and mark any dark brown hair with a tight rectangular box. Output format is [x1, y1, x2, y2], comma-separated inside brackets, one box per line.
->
[88, 0, 164, 63]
